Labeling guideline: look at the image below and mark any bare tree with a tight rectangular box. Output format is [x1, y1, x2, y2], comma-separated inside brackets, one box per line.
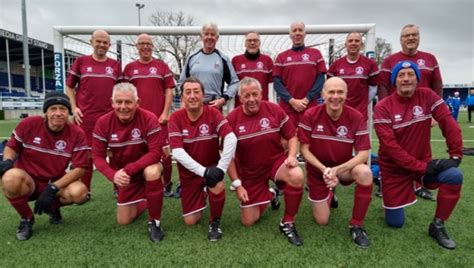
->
[374, 37, 392, 66]
[148, 10, 200, 75]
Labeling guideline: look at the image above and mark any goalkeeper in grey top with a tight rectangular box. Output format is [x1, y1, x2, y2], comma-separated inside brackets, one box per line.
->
[179, 23, 240, 111]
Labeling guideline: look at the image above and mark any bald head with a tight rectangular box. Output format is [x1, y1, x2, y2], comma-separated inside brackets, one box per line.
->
[322, 77, 348, 114]
[90, 29, 111, 60]
[136, 33, 154, 62]
[289, 21, 306, 47]
[323, 77, 348, 93]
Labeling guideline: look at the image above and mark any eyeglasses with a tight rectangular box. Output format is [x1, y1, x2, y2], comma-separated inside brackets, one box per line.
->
[137, 42, 153, 47]
[245, 39, 260, 43]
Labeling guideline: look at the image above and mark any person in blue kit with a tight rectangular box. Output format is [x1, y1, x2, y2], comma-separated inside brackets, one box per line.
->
[467, 90, 474, 123]
[451, 91, 461, 121]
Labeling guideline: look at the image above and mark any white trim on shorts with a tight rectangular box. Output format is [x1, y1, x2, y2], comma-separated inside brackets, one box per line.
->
[307, 192, 331, 203]
[382, 199, 417, 210]
[182, 205, 207, 217]
[272, 160, 286, 182]
[240, 200, 271, 209]
[117, 198, 146, 206]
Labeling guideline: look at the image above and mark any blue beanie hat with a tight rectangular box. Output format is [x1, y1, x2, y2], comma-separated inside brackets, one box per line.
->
[390, 60, 421, 86]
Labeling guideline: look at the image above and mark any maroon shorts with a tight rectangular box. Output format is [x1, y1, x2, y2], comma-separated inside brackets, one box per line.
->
[379, 167, 425, 209]
[117, 176, 146, 206]
[307, 173, 353, 203]
[179, 174, 207, 216]
[28, 180, 49, 201]
[240, 155, 286, 208]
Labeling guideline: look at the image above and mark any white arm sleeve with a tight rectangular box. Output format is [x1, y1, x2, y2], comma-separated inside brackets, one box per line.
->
[172, 148, 206, 177]
[368, 85, 378, 101]
[217, 132, 237, 172]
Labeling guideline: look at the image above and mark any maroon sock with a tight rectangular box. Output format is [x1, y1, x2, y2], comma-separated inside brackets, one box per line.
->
[350, 183, 373, 226]
[7, 194, 33, 219]
[282, 184, 303, 223]
[145, 179, 164, 221]
[137, 200, 147, 217]
[208, 190, 225, 221]
[162, 156, 172, 186]
[82, 158, 93, 191]
[435, 184, 461, 221]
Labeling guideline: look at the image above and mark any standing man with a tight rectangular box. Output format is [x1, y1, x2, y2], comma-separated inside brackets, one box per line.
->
[232, 31, 273, 106]
[179, 23, 240, 110]
[92, 83, 167, 243]
[327, 32, 379, 120]
[374, 61, 463, 249]
[379, 24, 443, 200]
[0, 92, 89, 241]
[227, 77, 305, 246]
[299, 77, 373, 248]
[122, 33, 176, 197]
[451, 91, 461, 121]
[168, 77, 237, 242]
[273, 21, 327, 128]
[66, 29, 122, 193]
[467, 90, 474, 123]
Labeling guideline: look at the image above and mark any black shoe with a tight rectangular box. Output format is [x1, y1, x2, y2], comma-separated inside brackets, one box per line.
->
[48, 208, 63, 224]
[279, 221, 303, 246]
[350, 225, 370, 249]
[429, 218, 456, 249]
[174, 183, 181, 198]
[415, 188, 435, 201]
[148, 219, 165, 243]
[113, 189, 118, 200]
[16, 218, 34, 241]
[296, 154, 305, 163]
[330, 189, 339, 208]
[164, 183, 174, 198]
[208, 218, 223, 242]
[270, 187, 281, 211]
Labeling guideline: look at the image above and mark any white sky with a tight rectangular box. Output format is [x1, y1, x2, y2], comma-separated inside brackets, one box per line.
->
[0, 0, 473, 84]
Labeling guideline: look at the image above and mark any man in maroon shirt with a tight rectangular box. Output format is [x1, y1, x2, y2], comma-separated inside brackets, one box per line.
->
[379, 24, 443, 201]
[299, 77, 373, 248]
[227, 77, 305, 246]
[273, 21, 327, 129]
[65, 29, 122, 193]
[327, 32, 379, 120]
[92, 83, 166, 243]
[123, 33, 176, 197]
[168, 77, 237, 242]
[232, 32, 273, 107]
[374, 61, 463, 249]
[0, 92, 89, 241]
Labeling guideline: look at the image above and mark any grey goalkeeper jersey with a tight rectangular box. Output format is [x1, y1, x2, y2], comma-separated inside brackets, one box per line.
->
[179, 49, 239, 101]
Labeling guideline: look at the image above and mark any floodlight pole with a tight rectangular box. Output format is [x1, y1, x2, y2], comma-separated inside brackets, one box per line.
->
[22, 0, 31, 97]
[135, 3, 145, 26]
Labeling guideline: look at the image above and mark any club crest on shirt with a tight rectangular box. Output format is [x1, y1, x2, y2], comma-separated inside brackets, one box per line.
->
[149, 67, 157, 74]
[33, 137, 41, 144]
[238, 125, 246, 133]
[302, 54, 310, 61]
[55, 140, 67, 152]
[131, 128, 141, 140]
[260, 118, 270, 129]
[412, 106, 424, 117]
[336, 125, 348, 138]
[256, 61, 264, 69]
[317, 125, 324, 132]
[199, 124, 210, 135]
[105, 66, 114, 74]
[417, 59, 426, 67]
[355, 66, 364, 75]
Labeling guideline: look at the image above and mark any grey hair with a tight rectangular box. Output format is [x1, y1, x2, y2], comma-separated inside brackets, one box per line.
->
[112, 82, 138, 101]
[400, 24, 420, 35]
[201, 23, 219, 37]
[238, 77, 262, 96]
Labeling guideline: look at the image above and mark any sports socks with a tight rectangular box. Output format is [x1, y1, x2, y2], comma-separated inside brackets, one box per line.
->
[435, 184, 461, 221]
[208, 190, 225, 221]
[350, 183, 372, 226]
[7, 193, 33, 220]
[145, 179, 164, 220]
[282, 184, 303, 223]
